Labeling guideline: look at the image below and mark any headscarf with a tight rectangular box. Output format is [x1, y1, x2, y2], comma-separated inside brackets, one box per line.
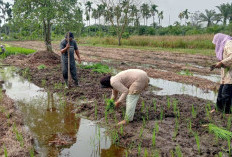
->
[212, 33, 232, 61]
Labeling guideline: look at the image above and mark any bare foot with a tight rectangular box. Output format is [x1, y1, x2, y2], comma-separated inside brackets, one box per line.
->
[210, 109, 215, 113]
[117, 120, 127, 126]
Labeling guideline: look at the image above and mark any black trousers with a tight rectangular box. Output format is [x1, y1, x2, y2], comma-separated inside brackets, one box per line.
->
[216, 84, 232, 113]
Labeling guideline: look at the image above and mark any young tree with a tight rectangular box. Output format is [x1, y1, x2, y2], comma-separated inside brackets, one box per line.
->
[199, 9, 216, 27]
[13, 0, 82, 52]
[101, 0, 133, 46]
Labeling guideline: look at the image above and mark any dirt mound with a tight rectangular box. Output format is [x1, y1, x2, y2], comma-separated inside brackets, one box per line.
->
[28, 51, 60, 65]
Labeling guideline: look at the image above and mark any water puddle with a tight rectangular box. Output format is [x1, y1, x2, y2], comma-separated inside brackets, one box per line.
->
[0, 66, 124, 157]
[194, 74, 220, 83]
[149, 78, 217, 103]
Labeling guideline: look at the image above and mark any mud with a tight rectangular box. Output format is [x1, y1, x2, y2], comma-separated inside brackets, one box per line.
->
[0, 90, 33, 156]
[6, 41, 220, 91]
[3, 49, 230, 156]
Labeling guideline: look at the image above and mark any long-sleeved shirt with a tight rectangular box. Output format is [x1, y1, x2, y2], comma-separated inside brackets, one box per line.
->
[221, 40, 232, 84]
[110, 69, 149, 103]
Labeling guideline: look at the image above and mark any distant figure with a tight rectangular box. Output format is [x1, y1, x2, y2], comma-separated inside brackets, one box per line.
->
[60, 32, 81, 87]
[0, 45, 5, 55]
[100, 69, 150, 125]
[0, 37, 3, 41]
[211, 33, 232, 113]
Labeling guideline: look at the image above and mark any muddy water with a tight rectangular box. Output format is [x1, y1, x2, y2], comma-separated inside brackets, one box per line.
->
[149, 78, 218, 103]
[0, 66, 124, 157]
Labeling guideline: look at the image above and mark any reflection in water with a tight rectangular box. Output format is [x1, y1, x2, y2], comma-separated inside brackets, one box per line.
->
[149, 78, 218, 103]
[0, 66, 124, 157]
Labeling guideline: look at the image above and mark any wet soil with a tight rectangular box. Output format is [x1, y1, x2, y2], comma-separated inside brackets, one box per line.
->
[3, 50, 230, 156]
[0, 89, 33, 156]
[6, 41, 220, 90]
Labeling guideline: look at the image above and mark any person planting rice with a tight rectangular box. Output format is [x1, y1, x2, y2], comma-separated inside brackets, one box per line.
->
[211, 33, 232, 113]
[60, 32, 81, 88]
[100, 69, 150, 125]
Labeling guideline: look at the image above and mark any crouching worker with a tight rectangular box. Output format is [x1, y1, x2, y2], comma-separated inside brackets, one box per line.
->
[100, 69, 149, 125]
[211, 33, 232, 113]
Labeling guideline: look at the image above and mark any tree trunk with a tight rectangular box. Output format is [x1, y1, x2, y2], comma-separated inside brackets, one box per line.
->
[118, 35, 121, 46]
[43, 20, 52, 52]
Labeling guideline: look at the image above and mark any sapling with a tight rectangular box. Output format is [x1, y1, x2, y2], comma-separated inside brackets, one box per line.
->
[141, 100, 145, 112]
[142, 116, 146, 127]
[153, 99, 157, 112]
[4, 145, 7, 157]
[175, 145, 182, 157]
[194, 132, 200, 154]
[144, 148, 148, 157]
[152, 128, 156, 147]
[191, 105, 196, 118]
[167, 97, 171, 109]
[138, 143, 142, 156]
[160, 108, 164, 121]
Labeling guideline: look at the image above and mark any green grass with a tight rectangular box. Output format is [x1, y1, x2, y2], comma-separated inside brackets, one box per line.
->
[209, 124, 232, 141]
[37, 64, 46, 70]
[105, 98, 115, 112]
[79, 63, 112, 74]
[0, 46, 36, 58]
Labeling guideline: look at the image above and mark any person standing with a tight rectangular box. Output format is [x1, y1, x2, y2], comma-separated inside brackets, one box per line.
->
[60, 32, 81, 87]
[100, 69, 150, 125]
[212, 33, 232, 113]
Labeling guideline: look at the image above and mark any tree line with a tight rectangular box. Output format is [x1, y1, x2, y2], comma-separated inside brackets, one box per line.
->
[0, 0, 232, 50]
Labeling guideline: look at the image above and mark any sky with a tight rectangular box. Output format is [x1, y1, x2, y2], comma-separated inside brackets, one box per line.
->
[3, 0, 232, 26]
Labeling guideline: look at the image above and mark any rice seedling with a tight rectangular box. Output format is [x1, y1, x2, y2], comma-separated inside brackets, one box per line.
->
[144, 148, 148, 157]
[170, 150, 175, 157]
[160, 108, 164, 121]
[228, 139, 231, 156]
[152, 127, 156, 147]
[153, 149, 160, 157]
[146, 106, 149, 120]
[141, 100, 145, 113]
[104, 110, 108, 123]
[209, 124, 232, 140]
[142, 116, 146, 127]
[4, 145, 7, 157]
[125, 150, 128, 157]
[13, 123, 24, 147]
[173, 99, 178, 113]
[111, 129, 119, 145]
[29, 147, 35, 157]
[188, 119, 192, 133]
[37, 64, 46, 70]
[167, 97, 171, 109]
[105, 98, 115, 112]
[205, 105, 211, 120]
[155, 122, 159, 133]
[194, 132, 200, 154]
[191, 105, 197, 118]
[79, 63, 112, 74]
[41, 79, 46, 87]
[138, 143, 142, 156]
[227, 116, 231, 130]
[120, 125, 123, 134]
[153, 99, 157, 112]
[173, 117, 179, 139]
[175, 145, 182, 157]
[218, 152, 223, 157]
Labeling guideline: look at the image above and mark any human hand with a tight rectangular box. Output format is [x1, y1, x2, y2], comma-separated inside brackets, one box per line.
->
[215, 62, 223, 68]
[66, 44, 70, 49]
[78, 58, 81, 64]
[115, 101, 121, 108]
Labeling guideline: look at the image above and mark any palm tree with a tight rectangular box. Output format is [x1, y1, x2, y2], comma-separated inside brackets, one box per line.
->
[183, 9, 190, 25]
[229, 3, 232, 23]
[92, 9, 98, 25]
[178, 12, 184, 25]
[85, 1, 93, 26]
[216, 3, 230, 25]
[199, 9, 216, 27]
[158, 11, 164, 26]
[140, 3, 150, 26]
[97, 3, 106, 25]
[150, 4, 158, 25]
[130, 5, 138, 26]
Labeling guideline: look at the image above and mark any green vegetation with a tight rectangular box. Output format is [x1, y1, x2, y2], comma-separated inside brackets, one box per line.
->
[37, 64, 47, 70]
[105, 99, 115, 112]
[209, 124, 232, 140]
[0, 46, 35, 58]
[178, 69, 193, 76]
[79, 63, 112, 74]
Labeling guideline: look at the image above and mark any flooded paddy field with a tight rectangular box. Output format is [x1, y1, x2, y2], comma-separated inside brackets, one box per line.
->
[1, 41, 231, 156]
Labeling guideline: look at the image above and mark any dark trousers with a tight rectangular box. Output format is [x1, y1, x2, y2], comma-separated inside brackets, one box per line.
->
[61, 55, 78, 84]
[216, 84, 232, 113]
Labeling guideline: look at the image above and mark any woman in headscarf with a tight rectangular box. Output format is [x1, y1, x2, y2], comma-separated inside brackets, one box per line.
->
[100, 69, 150, 125]
[212, 33, 232, 113]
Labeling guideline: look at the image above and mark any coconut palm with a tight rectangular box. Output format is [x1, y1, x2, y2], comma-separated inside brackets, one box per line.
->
[158, 11, 164, 26]
[183, 9, 190, 25]
[150, 4, 158, 25]
[130, 5, 138, 26]
[178, 12, 184, 24]
[216, 3, 230, 25]
[92, 9, 98, 25]
[199, 9, 216, 27]
[140, 3, 150, 26]
[85, 1, 93, 26]
[97, 3, 106, 25]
